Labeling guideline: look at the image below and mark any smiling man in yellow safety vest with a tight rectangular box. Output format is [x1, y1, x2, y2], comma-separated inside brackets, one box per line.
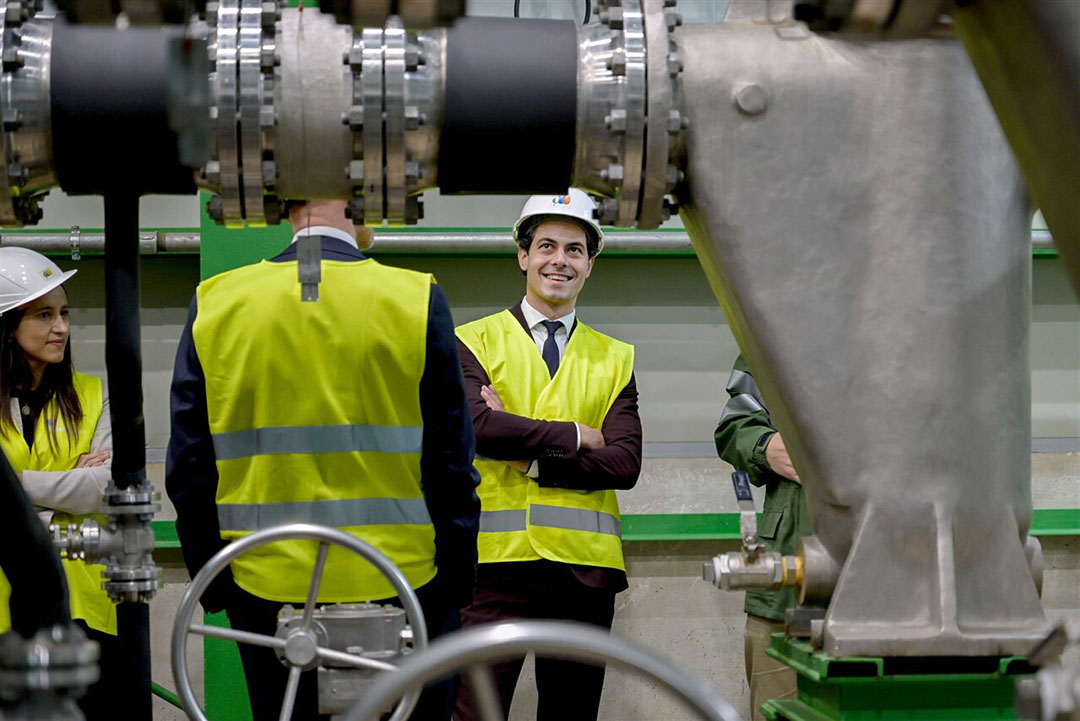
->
[453, 189, 642, 721]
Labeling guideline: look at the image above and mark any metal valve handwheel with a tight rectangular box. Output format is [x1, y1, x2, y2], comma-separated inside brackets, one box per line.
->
[343, 620, 743, 721]
[171, 523, 428, 721]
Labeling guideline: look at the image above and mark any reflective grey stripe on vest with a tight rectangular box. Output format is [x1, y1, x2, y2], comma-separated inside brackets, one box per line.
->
[218, 497, 432, 532]
[212, 424, 423, 461]
[529, 504, 621, 537]
[479, 509, 527, 533]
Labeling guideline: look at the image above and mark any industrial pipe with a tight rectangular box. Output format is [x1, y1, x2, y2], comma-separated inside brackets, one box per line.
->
[0, 230, 1057, 255]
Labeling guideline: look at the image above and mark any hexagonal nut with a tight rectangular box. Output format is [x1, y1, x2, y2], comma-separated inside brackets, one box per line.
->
[204, 1, 219, 26]
[262, 159, 277, 188]
[665, 165, 684, 192]
[346, 196, 364, 220]
[6, 162, 26, 186]
[347, 159, 364, 183]
[260, 45, 277, 70]
[261, 1, 280, 31]
[405, 161, 420, 186]
[4, 2, 22, 23]
[601, 163, 624, 185]
[2, 108, 19, 132]
[605, 108, 627, 134]
[665, 10, 682, 31]
[597, 197, 619, 225]
[404, 44, 421, 72]
[599, 6, 623, 29]
[345, 105, 364, 130]
[206, 194, 225, 223]
[667, 52, 683, 78]
[204, 160, 221, 188]
[259, 105, 276, 129]
[666, 110, 682, 134]
[404, 106, 421, 131]
[661, 197, 679, 222]
[346, 44, 363, 69]
[405, 196, 422, 225]
[2, 46, 23, 72]
[607, 49, 626, 77]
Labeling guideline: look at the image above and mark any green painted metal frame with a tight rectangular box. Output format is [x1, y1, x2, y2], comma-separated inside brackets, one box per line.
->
[153, 508, 1080, 550]
[762, 635, 1031, 721]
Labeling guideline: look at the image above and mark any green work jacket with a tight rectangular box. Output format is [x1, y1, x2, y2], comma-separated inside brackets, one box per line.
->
[713, 354, 811, 622]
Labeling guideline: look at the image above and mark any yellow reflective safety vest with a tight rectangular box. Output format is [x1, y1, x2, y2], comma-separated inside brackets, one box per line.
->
[0, 372, 114, 635]
[456, 310, 634, 570]
[193, 256, 438, 603]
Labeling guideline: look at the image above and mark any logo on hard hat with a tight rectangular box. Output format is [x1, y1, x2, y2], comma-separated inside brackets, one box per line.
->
[553, 196, 572, 206]
[41, 268, 53, 279]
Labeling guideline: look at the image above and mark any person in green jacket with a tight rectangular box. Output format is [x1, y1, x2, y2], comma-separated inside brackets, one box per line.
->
[714, 354, 811, 721]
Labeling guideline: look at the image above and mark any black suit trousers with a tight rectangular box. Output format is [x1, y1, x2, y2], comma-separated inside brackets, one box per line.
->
[453, 561, 617, 721]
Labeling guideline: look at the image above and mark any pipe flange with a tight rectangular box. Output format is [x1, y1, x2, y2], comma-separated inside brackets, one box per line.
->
[609, 0, 646, 227]
[207, 0, 242, 225]
[403, 30, 441, 201]
[0, 623, 99, 701]
[0, 3, 53, 227]
[636, 0, 681, 229]
[236, 0, 279, 225]
[382, 18, 407, 225]
[571, 20, 623, 214]
[102, 566, 163, 603]
[359, 27, 384, 224]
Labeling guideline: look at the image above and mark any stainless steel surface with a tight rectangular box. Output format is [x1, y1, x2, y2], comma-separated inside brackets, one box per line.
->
[680, 20, 1046, 656]
[403, 29, 443, 200]
[301, 603, 410, 715]
[571, 19, 622, 204]
[608, 0, 646, 227]
[343, 621, 743, 721]
[706, 552, 796, 592]
[236, 0, 277, 225]
[96, 482, 162, 603]
[951, 0, 1080, 297]
[0, 4, 53, 227]
[274, 8, 351, 200]
[0, 230, 199, 253]
[170, 523, 427, 721]
[207, 0, 242, 223]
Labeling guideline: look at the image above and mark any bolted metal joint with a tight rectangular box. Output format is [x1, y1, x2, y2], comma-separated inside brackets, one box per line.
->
[599, 6, 624, 29]
[704, 551, 799, 592]
[0, 623, 100, 709]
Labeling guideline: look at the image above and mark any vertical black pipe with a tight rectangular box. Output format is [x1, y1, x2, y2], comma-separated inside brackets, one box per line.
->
[104, 193, 147, 489]
[0, 448, 70, 638]
[103, 193, 151, 720]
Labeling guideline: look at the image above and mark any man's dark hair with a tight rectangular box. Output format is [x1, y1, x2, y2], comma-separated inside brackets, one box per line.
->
[516, 215, 601, 258]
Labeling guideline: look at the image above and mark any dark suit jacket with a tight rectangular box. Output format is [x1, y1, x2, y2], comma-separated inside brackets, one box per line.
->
[456, 303, 642, 590]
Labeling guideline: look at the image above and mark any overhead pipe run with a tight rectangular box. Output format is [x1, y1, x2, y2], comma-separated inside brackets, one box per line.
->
[0, 230, 1057, 255]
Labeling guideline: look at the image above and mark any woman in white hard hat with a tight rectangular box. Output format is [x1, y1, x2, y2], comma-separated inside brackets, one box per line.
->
[0, 246, 117, 721]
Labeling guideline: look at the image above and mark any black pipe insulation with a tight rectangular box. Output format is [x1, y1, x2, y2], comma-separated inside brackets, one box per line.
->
[116, 602, 152, 720]
[438, 17, 578, 194]
[0, 448, 71, 638]
[104, 194, 147, 490]
[49, 22, 196, 196]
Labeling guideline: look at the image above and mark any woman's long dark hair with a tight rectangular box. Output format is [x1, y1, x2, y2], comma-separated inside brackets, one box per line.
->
[0, 303, 83, 452]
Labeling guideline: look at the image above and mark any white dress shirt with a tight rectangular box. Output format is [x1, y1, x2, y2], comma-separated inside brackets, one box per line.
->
[290, 225, 359, 249]
[520, 297, 575, 361]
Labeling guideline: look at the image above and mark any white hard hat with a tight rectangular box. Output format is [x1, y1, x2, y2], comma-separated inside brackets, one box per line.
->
[513, 188, 605, 254]
[0, 247, 77, 315]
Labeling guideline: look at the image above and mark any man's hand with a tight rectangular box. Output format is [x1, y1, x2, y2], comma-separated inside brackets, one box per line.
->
[76, 451, 111, 469]
[578, 424, 606, 451]
[765, 434, 800, 483]
[480, 384, 505, 412]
